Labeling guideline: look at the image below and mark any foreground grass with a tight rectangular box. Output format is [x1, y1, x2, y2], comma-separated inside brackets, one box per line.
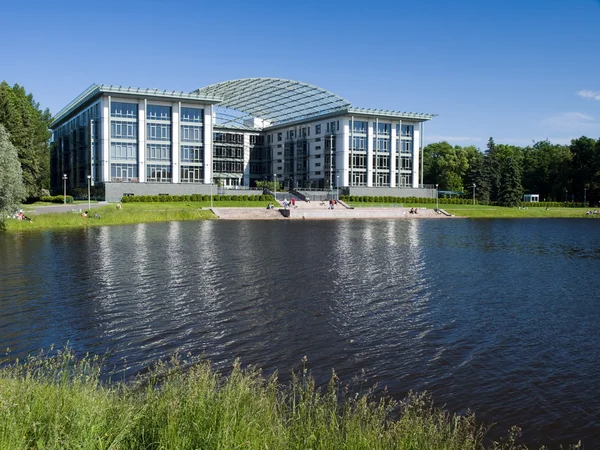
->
[349, 202, 598, 219]
[4, 201, 272, 232]
[0, 348, 561, 450]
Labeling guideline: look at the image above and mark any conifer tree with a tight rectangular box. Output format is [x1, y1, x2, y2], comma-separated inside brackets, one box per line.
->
[499, 156, 523, 206]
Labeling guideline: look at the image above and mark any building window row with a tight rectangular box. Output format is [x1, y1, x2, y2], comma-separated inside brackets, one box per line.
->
[111, 142, 137, 160]
[111, 102, 137, 119]
[180, 165, 203, 182]
[147, 123, 171, 141]
[147, 105, 171, 121]
[181, 107, 203, 123]
[147, 144, 171, 161]
[147, 164, 171, 182]
[181, 145, 203, 163]
[181, 125, 203, 142]
[111, 121, 137, 139]
[111, 163, 138, 182]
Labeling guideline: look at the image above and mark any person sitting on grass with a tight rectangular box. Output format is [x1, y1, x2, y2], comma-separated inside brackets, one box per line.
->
[82, 211, 88, 218]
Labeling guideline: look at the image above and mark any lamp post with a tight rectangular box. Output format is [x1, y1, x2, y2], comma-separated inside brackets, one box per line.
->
[584, 186, 587, 207]
[273, 173, 277, 204]
[435, 184, 439, 211]
[62, 174, 68, 204]
[472, 183, 476, 206]
[336, 175, 339, 201]
[210, 179, 213, 209]
[87, 175, 91, 211]
[564, 188, 568, 204]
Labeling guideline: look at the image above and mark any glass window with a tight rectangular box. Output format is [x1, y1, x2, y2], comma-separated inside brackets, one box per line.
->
[181, 125, 203, 143]
[315, 124, 321, 134]
[277, 132, 282, 141]
[352, 121, 368, 133]
[110, 163, 138, 181]
[146, 144, 171, 161]
[180, 165, 203, 183]
[111, 121, 137, 139]
[400, 124, 414, 137]
[110, 142, 137, 160]
[146, 164, 172, 182]
[181, 107, 203, 123]
[111, 102, 137, 118]
[147, 123, 171, 141]
[180, 145, 203, 162]
[147, 105, 171, 121]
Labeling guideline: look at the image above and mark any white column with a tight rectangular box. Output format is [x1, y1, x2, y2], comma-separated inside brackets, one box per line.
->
[171, 102, 180, 183]
[243, 133, 250, 187]
[412, 123, 420, 188]
[138, 99, 146, 182]
[390, 121, 398, 187]
[339, 119, 350, 186]
[204, 105, 213, 184]
[101, 96, 110, 183]
[366, 120, 374, 187]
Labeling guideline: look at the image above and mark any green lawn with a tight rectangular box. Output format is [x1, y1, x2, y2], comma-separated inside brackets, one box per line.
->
[348, 202, 598, 219]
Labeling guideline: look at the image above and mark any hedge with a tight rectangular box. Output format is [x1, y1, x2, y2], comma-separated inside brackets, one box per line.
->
[340, 195, 586, 208]
[40, 195, 74, 204]
[121, 194, 272, 203]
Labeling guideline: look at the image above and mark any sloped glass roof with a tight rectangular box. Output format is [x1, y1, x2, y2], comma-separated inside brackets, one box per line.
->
[195, 78, 351, 125]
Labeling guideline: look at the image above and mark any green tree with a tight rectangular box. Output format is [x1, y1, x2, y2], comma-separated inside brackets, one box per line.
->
[423, 141, 468, 191]
[0, 125, 26, 227]
[467, 152, 491, 203]
[522, 140, 570, 201]
[569, 136, 600, 204]
[483, 137, 501, 202]
[0, 82, 52, 200]
[499, 156, 523, 206]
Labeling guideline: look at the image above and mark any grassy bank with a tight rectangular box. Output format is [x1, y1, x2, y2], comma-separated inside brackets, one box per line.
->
[349, 202, 598, 219]
[0, 348, 552, 450]
[5, 201, 271, 232]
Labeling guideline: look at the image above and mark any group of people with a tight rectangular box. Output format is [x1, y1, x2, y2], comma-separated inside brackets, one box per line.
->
[13, 210, 31, 221]
[586, 210, 599, 215]
[409, 208, 419, 214]
[282, 198, 298, 210]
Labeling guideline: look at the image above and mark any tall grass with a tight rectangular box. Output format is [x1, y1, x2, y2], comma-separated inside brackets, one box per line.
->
[0, 347, 571, 449]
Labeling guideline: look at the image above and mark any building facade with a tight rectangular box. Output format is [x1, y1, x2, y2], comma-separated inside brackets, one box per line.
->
[50, 79, 435, 201]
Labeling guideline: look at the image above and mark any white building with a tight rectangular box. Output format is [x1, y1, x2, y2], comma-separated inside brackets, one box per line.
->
[50, 78, 436, 201]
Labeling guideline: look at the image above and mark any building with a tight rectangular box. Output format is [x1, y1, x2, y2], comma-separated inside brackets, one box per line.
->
[50, 78, 436, 201]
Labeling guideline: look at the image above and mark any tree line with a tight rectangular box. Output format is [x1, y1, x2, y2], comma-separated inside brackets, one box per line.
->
[423, 137, 600, 207]
[0, 81, 52, 220]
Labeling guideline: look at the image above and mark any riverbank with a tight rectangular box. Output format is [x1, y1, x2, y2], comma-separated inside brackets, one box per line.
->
[0, 348, 550, 450]
[4, 201, 597, 232]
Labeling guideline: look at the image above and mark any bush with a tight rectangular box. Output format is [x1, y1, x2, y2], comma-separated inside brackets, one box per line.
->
[40, 195, 74, 204]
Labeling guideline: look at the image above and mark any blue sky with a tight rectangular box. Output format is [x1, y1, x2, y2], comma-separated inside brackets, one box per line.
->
[2, 0, 600, 148]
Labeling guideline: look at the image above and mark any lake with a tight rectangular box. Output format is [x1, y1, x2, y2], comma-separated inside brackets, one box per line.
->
[1, 218, 599, 448]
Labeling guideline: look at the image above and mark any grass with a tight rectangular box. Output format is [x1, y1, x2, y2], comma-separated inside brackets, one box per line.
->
[0, 346, 567, 450]
[348, 202, 599, 219]
[4, 201, 273, 232]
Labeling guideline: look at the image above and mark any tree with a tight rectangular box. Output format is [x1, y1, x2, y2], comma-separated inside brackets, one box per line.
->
[522, 140, 570, 201]
[484, 137, 501, 202]
[0, 125, 26, 227]
[0, 82, 52, 200]
[423, 141, 469, 191]
[499, 156, 523, 206]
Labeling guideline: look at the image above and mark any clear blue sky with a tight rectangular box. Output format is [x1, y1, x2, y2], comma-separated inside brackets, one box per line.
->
[2, 0, 600, 148]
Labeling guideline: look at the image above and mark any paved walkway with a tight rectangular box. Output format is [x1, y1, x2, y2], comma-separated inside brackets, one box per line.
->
[213, 201, 451, 220]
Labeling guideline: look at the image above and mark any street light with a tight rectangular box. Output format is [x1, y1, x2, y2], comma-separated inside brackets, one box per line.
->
[584, 186, 587, 207]
[435, 184, 439, 211]
[273, 173, 277, 204]
[472, 183, 476, 206]
[336, 175, 339, 201]
[565, 188, 568, 204]
[210, 179, 213, 209]
[87, 175, 91, 211]
[62, 174, 68, 204]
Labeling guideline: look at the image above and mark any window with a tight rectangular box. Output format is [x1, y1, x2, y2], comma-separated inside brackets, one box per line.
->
[111, 163, 138, 181]
[277, 151, 282, 155]
[180, 107, 203, 123]
[147, 144, 171, 161]
[315, 124, 321, 134]
[400, 156, 412, 170]
[111, 121, 137, 139]
[315, 162, 321, 167]
[400, 140, 413, 153]
[374, 137, 390, 151]
[180, 165, 203, 182]
[110, 142, 137, 160]
[352, 121, 368, 134]
[277, 132, 282, 141]
[147, 123, 170, 141]
[181, 125, 203, 142]
[180, 145, 203, 162]
[401, 124, 414, 137]
[315, 145, 321, 150]
[350, 136, 366, 150]
[146, 164, 172, 182]
[316, 154, 321, 158]
[315, 171, 321, 175]
[147, 105, 171, 121]
[111, 102, 137, 118]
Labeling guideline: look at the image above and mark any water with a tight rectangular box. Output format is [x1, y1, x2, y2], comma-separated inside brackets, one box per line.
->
[1, 219, 599, 448]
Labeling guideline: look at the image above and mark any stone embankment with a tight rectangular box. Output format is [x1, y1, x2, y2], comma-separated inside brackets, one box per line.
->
[212, 202, 452, 220]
